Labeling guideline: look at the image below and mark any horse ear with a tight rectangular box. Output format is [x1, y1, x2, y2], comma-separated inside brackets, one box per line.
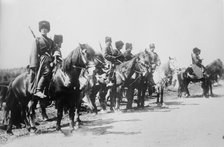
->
[169, 56, 171, 60]
[79, 43, 84, 50]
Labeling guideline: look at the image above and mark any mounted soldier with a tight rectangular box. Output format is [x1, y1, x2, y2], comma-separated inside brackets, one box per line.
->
[146, 43, 161, 72]
[123, 43, 134, 61]
[189, 47, 206, 79]
[103, 37, 125, 86]
[29, 21, 62, 99]
[145, 43, 161, 91]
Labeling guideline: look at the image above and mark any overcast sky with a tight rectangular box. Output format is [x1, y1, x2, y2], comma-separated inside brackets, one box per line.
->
[0, 0, 223, 69]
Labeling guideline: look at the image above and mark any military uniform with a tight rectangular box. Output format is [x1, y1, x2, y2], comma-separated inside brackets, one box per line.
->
[29, 21, 62, 98]
[146, 43, 161, 71]
[103, 38, 125, 84]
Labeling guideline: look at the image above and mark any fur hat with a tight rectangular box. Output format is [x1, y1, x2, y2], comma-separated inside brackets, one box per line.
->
[115, 40, 124, 49]
[105, 36, 112, 43]
[125, 43, 132, 50]
[39, 20, 50, 32]
[193, 47, 201, 54]
[54, 35, 63, 44]
[149, 43, 155, 49]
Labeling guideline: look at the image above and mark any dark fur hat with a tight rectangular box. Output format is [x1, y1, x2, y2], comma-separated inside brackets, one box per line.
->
[125, 43, 132, 50]
[149, 43, 155, 49]
[39, 20, 50, 32]
[54, 35, 63, 44]
[193, 47, 201, 54]
[105, 36, 112, 43]
[115, 40, 124, 49]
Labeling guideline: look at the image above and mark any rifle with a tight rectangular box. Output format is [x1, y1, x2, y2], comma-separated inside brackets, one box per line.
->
[99, 42, 103, 53]
[28, 26, 36, 38]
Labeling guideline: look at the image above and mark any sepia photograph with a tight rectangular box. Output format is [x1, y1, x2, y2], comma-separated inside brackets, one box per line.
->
[0, 0, 224, 146]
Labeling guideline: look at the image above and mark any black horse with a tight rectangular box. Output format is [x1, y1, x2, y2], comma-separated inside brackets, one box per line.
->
[177, 59, 223, 98]
[108, 52, 150, 111]
[4, 43, 96, 134]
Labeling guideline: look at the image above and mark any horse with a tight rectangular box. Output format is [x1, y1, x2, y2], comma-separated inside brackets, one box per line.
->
[147, 57, 178, 106]
[205, 59, 224, 96]
[124, 51, 152, 109]
[4, 43, 96, 134]
[79, 54, 110, 114]
[177, 59, 223, 98]
[108, 51, 150, 112]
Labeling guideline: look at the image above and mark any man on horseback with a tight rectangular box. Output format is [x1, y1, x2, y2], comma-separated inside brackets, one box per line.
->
[123, 43, 134, 61]
[103, 37, 125, 86]
[145, 43, 161, 91]
[190, 47, 206, 79]
[29, 21, 62, 99]
[146, 43, 161, 71]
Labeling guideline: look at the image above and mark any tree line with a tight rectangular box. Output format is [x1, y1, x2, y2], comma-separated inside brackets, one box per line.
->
[0, 67, 26, 85]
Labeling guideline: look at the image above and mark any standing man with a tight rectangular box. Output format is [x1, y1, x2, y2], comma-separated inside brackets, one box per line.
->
[123, 43, 134, 61]
[29, 20, 62, 98]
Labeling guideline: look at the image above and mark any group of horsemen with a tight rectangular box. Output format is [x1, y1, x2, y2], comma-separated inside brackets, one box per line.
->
[30, 20, 205, 100]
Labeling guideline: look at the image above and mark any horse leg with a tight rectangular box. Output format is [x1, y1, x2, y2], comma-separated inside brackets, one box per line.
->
[115, 87, 122, 111]
[99, 88, 108, 112]
[127, 85, 134, 109]
[160, 87, 164, 105]
[68, 105, 75, 131]
[22, 107, 31, 131]
[39, 99, 49, 121]
[140, 84, 147, 108]
[209, 81, 214, 97]
[6, 109, 14, 135]
[56, 99, 63, 131]
[27, 100, 38, 132]
[90, 86, 100, 114]
[136, 86, 141, 108]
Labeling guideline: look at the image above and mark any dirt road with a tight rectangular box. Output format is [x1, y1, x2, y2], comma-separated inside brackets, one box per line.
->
[1, 81, 224, 147]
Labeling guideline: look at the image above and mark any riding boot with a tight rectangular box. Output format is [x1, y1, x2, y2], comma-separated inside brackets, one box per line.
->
[34, 76, 47, 99]
[34, 64, 52, 99]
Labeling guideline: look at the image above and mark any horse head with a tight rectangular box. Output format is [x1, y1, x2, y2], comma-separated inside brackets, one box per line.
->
[79, 43, 96, 67]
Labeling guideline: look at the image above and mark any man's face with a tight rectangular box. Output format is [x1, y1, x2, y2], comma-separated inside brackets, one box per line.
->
[118, 44, 124, 50]
[40, 28, 49, 35]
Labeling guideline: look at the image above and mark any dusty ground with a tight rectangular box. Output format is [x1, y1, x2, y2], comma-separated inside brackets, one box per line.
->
[1, 81, 224, 147]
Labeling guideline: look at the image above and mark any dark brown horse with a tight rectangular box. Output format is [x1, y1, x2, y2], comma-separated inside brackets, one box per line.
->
[4, 44, 96, 134]
[177, 59, 223, 98]
[125, 51, 152, 109]
[108, 51, 150, 111]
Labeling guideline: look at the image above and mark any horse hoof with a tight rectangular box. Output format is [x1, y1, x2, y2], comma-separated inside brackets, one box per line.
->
[74, 125, 79, 130]
[6, 130, 13, 135]
[30, 127, 37, 133]
[56, 126, 61, 131]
